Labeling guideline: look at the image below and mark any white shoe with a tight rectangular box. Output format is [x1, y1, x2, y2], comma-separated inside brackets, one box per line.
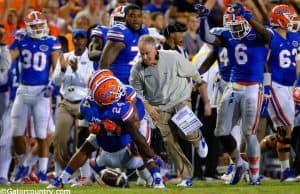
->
[221, 163, 235, 183]
[71, 176, 93, 187]
[197, 136, 208, 158]
[136, 177, 146, 186]
[176, 178, 192, 187]
[153, 173, 165, 189]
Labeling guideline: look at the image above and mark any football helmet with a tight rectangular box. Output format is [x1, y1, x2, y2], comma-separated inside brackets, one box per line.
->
[110, 6, 126, 26]
[24, 11, 49, 39]
[223, 8, 250, 39]
[269, 4, 299, 32]
[87, 69, 114, 92]
[92, 76, 125, 105]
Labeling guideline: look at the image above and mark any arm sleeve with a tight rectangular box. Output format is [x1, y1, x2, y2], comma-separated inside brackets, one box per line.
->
[199, 18, 216, 44]
[129, 64, 147, 102]
[175, 52, 202, 83]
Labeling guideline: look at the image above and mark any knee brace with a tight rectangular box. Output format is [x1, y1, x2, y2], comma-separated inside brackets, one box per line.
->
[276, 126, 291, 153]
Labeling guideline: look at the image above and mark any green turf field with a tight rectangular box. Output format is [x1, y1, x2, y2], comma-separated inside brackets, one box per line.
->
[1, 180, 300, 194]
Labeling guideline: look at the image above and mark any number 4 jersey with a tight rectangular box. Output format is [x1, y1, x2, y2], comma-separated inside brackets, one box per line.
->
[268, 28, 300, 86]
[10, 33, 61, 85]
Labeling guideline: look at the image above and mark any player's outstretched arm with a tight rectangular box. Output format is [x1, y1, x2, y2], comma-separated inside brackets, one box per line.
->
[124, 109, 155, 160]
[195, 4, 223, 46]
[99, 40, 125, 69]
[88, 36, 103, 61]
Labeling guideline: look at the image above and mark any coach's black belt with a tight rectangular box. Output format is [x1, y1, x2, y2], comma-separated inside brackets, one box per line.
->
[65, 99, 81, 104]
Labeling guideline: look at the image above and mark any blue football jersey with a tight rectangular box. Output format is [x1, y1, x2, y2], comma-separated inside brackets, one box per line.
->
[107, 24, 149, 84]
[220, 28, 269, 83]
[10, 34, 61, 85]
[80, 85, 146, 152]
[268, 28, 300, 86]
[80, 96, 133, 152]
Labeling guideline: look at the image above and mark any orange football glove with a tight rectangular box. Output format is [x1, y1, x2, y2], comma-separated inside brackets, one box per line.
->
[88, 122, 101, 134]
[102, 119, 121, 133]
[293, 87, 300, 105]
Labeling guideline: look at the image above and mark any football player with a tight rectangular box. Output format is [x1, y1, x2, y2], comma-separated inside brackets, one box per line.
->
[99, 4, 148, 84]
[9, 11, 61, 184]
[47, 76, 165, 188]
[0, 23, 12, 185]
[196, 3, 272, 185]
[266, 4, 300, 182]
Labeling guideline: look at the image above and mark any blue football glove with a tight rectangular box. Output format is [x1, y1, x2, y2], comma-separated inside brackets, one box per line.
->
[194, 4, 210, 18]
[231, 3, 252, 20]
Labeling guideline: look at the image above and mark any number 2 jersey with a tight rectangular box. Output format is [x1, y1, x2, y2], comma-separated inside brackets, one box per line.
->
[80, 85, 146, 152]
[268, 28, 300, 86]
[9, 33, 61, 85]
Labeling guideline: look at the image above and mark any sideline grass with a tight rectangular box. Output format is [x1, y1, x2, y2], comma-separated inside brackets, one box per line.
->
[1, 180, 300, 194]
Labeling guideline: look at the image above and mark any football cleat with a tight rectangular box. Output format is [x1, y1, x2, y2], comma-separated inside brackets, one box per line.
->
[197, 136, 208, 158]
[38, 171, 49, 185]
[47, 178, 64, 189]
[229, 163, 247, 185]
[152, 173, 165, 189]
[249, 177, 261, 185]
[221, 163, 235, 182]
[176, 178, 193, 187]
[0, 177, 10, 185]
[12, 166, 29, 184]
[280, 168, 299, 182]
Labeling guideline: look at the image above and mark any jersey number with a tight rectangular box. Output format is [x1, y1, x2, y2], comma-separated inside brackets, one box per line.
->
[22, 49, 47, 71]
[235, 44, 248, 65]
[279, 49, 297, 68]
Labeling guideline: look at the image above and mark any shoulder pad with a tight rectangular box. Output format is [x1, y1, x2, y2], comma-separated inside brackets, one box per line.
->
[210, 27, 227, 36]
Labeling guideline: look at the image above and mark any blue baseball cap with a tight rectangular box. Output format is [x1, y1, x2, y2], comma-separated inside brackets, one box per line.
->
[72, 29, 87, 38]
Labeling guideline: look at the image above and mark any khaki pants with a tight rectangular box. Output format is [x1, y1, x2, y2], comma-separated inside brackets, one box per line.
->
[53, 99, 81, 168]
[155, 100, 200, 179]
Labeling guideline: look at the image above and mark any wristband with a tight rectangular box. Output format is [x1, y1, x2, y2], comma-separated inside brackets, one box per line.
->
[263, 73, 271, 86]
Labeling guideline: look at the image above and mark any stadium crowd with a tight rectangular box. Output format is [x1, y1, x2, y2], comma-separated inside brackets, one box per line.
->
[0, 0, 300, 189]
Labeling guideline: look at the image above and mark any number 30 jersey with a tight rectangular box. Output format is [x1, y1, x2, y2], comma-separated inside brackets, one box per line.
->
[268, 28, 300, 86]
[10, 34, 61, 85]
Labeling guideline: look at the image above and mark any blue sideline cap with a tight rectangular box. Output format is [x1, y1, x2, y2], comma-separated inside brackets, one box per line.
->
[72, 29, 87, 38]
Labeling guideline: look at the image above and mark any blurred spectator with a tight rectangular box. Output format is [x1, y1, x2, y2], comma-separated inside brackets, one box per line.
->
[183, 13, 203, 61]
[66, 15, 91, 51]
[143, 0, 169, 14]
[2, 8, 20, 45]
[43, 0, 67, 35]
[75, 0, 109, 26]
[142, 10, 152, 28]
[41, 6, 61, 37]
[163, 23, 187, 58]
[150, 12, 165, 33]
[58, 0, 85, 29]
[167, 0, 197, 26]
